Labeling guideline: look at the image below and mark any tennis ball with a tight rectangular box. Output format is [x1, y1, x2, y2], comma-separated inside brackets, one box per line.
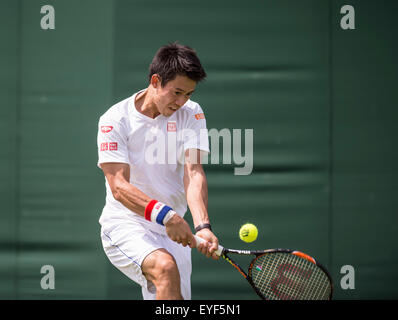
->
[239, 223, 258, 243]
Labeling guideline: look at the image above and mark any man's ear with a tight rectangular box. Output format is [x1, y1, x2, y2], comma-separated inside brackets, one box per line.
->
[150, 74, 161, 88]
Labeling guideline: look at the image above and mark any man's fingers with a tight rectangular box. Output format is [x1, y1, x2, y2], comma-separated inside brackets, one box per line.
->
[197, 241, 208, 255]
[198, 241, 217, 258]
[194, 235, 220, 258]
[209, 242, 216, 251]
[183, 238, 192, 247]
[211, 251, 219, 260]
[188, 236, 196, 248]
[180, 234, 196, 248]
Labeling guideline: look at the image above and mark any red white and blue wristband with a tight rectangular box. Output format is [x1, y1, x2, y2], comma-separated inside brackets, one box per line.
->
[145, 200, 176, 226]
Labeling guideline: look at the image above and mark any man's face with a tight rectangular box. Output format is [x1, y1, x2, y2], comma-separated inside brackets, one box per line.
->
[153, 74, 196, 117]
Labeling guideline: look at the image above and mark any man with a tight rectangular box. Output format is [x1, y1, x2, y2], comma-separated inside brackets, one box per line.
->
[97, 42, 218, 300]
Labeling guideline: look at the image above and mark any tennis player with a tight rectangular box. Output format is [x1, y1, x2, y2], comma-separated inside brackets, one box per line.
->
[97, 42, 218, 300]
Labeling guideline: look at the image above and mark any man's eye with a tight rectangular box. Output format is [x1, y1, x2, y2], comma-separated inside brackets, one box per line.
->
[175, 91, 192, 97]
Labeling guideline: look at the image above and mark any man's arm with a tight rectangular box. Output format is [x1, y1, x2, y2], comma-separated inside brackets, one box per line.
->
[100, 162, 195, 247]
[184, 149, 219, 259]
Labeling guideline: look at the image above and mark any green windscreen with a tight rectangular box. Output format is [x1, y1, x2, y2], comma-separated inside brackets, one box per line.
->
[0, 0, 397, 299]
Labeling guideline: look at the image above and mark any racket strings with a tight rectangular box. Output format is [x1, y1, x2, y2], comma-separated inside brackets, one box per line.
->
[249, 252, 331, 300]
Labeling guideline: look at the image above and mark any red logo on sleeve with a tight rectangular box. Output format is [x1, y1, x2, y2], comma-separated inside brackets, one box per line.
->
[101, 126, 113, 133]
[100, 142, 108, 151]
[194, 113, 205, 120]
[109, 142, 118, 151]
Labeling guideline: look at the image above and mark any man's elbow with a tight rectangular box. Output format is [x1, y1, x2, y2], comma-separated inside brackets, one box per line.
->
[112, 190, 122, 202]
[111, 181, 125, 202]
[184, 167, 207, 189]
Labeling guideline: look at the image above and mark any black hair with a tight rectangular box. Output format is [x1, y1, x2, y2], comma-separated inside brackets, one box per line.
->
[148, 42, 207, 87]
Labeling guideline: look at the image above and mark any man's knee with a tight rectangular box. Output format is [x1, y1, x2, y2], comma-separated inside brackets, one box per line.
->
[142, 249, 180, 284]
[156, 258, 180, 280]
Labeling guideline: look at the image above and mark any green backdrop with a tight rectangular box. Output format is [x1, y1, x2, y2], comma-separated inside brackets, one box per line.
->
[1, 0, 397, 299]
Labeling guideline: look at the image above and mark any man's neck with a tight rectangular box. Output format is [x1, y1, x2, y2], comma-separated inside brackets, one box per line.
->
[135, 87, 160, 119]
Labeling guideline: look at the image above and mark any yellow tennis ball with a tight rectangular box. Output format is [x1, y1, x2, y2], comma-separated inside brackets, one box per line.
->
[239, 223, 258, 243]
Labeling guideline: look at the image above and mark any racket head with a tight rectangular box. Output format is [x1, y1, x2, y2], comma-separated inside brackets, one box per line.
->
[247, 249, 333, 300]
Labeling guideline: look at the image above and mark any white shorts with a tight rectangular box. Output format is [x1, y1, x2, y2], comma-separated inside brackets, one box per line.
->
[100, 219, 192, 300]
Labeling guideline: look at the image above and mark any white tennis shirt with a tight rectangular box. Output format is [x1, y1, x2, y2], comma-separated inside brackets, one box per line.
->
[97, 90, 210, 234]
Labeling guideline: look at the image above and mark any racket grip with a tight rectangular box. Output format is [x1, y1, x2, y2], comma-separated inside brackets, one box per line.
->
[194, 235, 224, 256]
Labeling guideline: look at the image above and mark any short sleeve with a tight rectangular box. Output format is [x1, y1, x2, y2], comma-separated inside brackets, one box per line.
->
[97, 116, 130, 168]
[183, 104, 210, 153]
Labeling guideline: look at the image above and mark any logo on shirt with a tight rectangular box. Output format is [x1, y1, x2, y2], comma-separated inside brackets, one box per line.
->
[109, 142, 118, 151]
[194, 113, 205, 120]
[100, 142, 118, 151]
[101, 126, 113, 133]
[167, 122, 177, 132]
[100, 142, 108, 151]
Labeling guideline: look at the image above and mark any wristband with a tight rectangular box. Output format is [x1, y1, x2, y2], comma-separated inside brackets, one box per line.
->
[195, 223, 212, 232]
[144, 200, 157, 221]
[144, 200, 175, 226]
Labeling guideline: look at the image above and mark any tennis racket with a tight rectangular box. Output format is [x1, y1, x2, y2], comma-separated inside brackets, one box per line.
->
[194, 235, 333, 300]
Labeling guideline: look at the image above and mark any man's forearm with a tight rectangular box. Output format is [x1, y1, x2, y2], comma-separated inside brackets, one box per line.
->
[113, 179, 152, 216]
[184, 167, 210, 228]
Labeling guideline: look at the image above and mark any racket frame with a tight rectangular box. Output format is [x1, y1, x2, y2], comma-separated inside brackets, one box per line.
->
[220, 247, 334, 300]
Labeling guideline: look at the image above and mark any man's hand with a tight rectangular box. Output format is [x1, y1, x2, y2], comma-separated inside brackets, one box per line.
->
[164, 213, 195, 248]
[195, 228, 219, 260]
